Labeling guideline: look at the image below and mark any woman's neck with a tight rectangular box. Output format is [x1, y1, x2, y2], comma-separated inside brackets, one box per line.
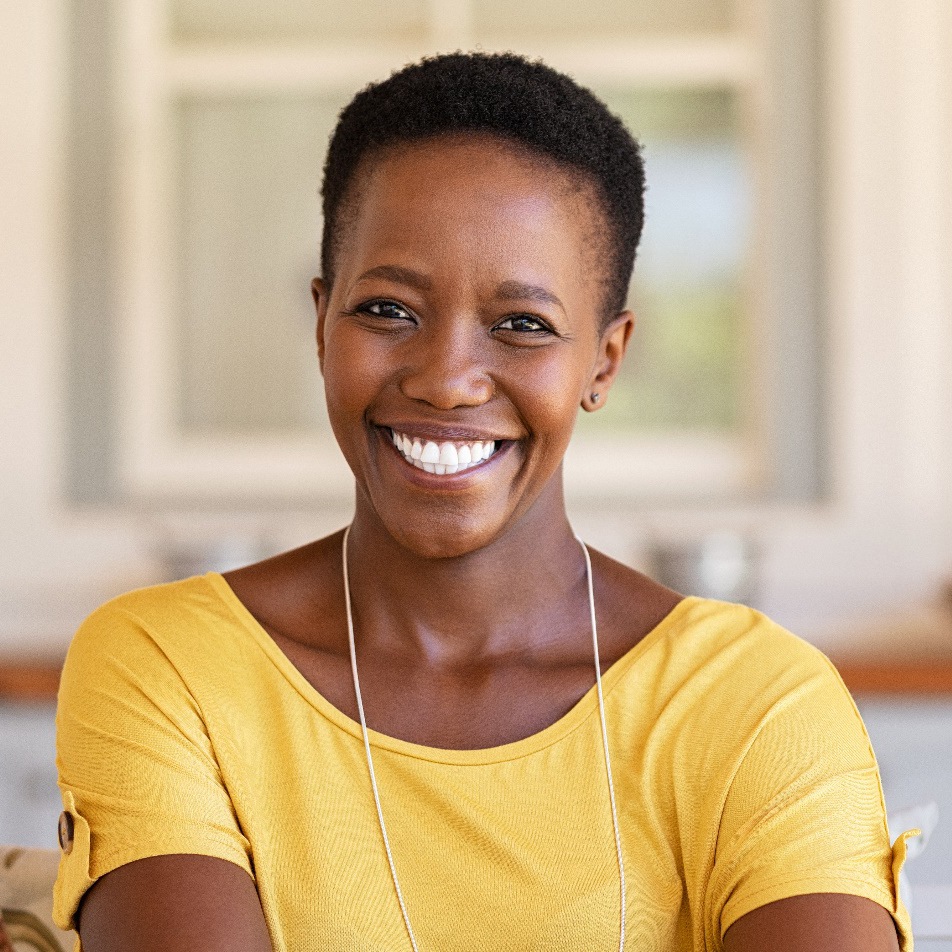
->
[343, 493, 591, 667]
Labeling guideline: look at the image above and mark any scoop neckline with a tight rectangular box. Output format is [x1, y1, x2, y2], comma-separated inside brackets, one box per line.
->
[204, 571, 697, 766]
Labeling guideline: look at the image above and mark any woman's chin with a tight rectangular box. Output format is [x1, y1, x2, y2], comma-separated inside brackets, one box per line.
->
[351, 459, 567, 561]
[376, 516, 503, 561]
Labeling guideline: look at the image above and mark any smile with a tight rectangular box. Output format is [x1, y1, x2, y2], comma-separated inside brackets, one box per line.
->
[388, 429, 500, 476]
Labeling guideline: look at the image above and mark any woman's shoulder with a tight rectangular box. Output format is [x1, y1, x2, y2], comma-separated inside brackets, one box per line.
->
[591, 546, 847, 716]
[628, 592, 855, 739]
[608, 595, 865, 804]
[75, 573, 237, 642]
[586, 547, 823, 670]
[64, 570, 275, 696]
[71, 532, 343, 658]
[663, 594, 837, 684]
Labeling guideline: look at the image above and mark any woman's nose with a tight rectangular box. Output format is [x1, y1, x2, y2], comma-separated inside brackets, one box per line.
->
[398, 325, 494, 410]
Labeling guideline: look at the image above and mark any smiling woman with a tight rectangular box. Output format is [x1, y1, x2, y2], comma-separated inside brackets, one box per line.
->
[51, 52, 916, 952]
[315, 123, 633, 560]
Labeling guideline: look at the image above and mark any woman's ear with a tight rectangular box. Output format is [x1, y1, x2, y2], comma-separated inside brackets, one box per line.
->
[581, 310, 635, 412]
[312, 277, 329, 374]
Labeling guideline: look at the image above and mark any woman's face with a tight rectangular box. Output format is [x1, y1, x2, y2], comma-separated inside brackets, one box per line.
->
[315, 134, 633, 558]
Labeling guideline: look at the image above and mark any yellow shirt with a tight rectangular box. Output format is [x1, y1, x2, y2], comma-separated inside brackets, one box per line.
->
[53, 574, 917, 951]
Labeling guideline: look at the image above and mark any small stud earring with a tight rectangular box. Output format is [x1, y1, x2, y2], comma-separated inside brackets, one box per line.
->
[591, 392, 600, 404]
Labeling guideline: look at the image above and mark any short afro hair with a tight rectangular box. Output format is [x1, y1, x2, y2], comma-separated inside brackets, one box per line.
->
[320, 51, 645, 320]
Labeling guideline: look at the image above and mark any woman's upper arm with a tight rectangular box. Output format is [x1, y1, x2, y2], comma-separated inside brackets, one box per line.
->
[54, 600, 254, 936]
[722, 893, 902, 952]
[704, 628, 916, 949]
[77, 854, 272, 952]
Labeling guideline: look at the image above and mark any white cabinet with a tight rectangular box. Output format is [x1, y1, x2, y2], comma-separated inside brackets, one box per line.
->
[0, 702, 60, 848]
[857, 698, 952, 946]
[857, 698, 952, 888]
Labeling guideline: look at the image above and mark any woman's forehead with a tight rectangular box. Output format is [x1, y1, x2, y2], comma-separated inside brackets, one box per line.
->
[334, 135, 609, 287]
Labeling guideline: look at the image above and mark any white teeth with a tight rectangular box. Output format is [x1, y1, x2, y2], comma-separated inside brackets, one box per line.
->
[389, 430, 499, 476]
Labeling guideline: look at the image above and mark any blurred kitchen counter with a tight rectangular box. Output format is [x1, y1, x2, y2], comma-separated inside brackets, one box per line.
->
[0, 659, 63, 702]
[825, 594, 952, 694]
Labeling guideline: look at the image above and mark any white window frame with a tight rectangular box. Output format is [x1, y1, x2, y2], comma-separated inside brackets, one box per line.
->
[112, 0, 770, 503]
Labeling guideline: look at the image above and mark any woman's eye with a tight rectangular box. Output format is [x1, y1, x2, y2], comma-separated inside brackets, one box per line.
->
[496, 315, 550, 334]
[361, 300, 412, 321]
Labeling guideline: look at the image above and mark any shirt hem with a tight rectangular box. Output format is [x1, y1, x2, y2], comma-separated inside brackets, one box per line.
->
[89, 841, 253, 882]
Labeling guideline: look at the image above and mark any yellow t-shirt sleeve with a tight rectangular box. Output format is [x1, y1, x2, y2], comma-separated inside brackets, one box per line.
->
[708, 646, 917, 951]
[53, 600, 253, 932]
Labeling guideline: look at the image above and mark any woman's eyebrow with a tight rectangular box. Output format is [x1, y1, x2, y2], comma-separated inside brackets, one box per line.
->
[353, 268, 565, 315]
[494, 280, 566, 315]
[355, 264, 432, 291]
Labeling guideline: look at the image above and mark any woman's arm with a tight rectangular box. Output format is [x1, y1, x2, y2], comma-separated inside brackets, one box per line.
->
[723, 893, 902, 952]
[77, 855, 272, 952]
[54, 602, 266, 942]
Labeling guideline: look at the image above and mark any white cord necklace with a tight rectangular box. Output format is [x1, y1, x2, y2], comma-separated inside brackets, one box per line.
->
[341, 524, 626, 951]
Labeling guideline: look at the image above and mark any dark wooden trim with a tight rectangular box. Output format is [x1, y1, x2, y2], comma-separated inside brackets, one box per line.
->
[0, 662, 62, 702]
[3, 659, 952, 703]
[831, 659, 952, 695]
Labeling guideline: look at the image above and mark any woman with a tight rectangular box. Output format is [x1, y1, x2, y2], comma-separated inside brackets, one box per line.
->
[53, 53, 916, 951]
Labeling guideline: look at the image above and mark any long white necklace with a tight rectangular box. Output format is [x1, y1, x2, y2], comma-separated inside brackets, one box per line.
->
[341, 524, 626, 951]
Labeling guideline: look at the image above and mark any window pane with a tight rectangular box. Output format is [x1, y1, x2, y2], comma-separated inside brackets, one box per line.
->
[173, 94, 346, 435]
[574, 87, 751, 437]
[473, 0, 735, 41]
[169, 0, 429, 44]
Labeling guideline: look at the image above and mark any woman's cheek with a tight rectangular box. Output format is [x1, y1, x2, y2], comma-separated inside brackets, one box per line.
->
[518, 357, 586, 424]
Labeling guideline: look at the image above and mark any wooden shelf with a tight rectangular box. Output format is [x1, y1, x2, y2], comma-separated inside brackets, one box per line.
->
[831, 659, 952, 696]
[3, 658, 952, 704]
[0, 662, 62, 703]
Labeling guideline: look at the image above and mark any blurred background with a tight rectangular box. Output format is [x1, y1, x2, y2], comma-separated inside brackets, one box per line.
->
[1, 0, 950, 941]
